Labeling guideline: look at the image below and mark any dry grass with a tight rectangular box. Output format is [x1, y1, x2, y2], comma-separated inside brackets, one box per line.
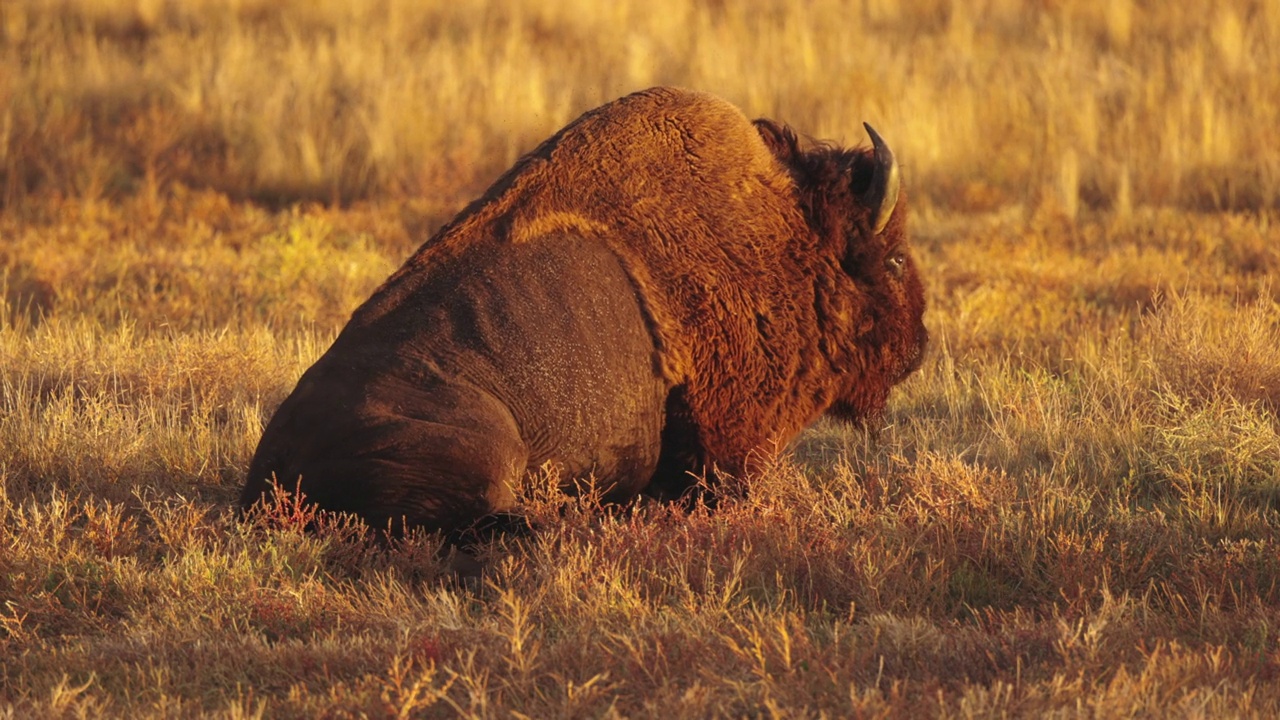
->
[3, 0, 1280, 717]
[3, 0, 1279, 212]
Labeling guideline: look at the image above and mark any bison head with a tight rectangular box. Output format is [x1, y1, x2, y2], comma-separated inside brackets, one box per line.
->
[755, 118, 929, 425]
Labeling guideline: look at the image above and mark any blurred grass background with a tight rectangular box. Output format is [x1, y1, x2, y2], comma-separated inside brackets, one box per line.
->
[2, 0, 1277, 212]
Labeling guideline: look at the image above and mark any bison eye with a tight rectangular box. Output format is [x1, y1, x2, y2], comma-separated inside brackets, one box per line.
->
[885, 252, 907, 277]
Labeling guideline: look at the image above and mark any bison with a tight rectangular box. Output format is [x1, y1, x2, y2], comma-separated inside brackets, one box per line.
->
[240, 87, 927, 538]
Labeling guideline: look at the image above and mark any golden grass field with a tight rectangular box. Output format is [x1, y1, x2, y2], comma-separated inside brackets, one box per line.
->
[2, 0, 1279, 716]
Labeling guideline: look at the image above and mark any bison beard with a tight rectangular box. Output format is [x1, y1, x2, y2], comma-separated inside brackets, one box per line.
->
[240, 87, 927, 539]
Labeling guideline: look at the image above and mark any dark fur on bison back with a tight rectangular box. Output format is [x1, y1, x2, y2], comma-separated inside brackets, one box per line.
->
[240, 87, 927, 534]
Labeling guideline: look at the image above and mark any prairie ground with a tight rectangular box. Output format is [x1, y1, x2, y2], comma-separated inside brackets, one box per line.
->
[2, 0, 1279, 717]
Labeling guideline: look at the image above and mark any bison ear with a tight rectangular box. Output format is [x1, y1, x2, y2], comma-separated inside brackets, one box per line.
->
[753, 119, 798, 163]
[861, 123, 900, 236]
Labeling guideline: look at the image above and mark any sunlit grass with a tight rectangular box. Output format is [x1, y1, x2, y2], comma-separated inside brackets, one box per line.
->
[2, 0, 1278, 211]
[2, 0, 1279, 716]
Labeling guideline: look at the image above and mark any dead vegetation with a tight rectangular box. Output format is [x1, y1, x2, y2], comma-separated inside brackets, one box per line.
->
[2, 0, 1279, 716]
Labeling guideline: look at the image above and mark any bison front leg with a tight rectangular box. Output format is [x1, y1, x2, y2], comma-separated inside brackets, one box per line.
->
[643, 386, 719, 509]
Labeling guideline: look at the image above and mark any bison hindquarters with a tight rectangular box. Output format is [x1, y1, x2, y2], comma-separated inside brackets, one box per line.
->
[240, 234, 670, 536]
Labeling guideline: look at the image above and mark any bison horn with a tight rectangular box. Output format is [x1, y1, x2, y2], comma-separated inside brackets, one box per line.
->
[862, 123, 900, 235]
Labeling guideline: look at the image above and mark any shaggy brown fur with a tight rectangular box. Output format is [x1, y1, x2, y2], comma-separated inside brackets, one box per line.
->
[240, 87, 927, 535]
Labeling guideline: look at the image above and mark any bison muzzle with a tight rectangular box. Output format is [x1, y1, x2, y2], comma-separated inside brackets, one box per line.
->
[240, 87, 928, 537]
